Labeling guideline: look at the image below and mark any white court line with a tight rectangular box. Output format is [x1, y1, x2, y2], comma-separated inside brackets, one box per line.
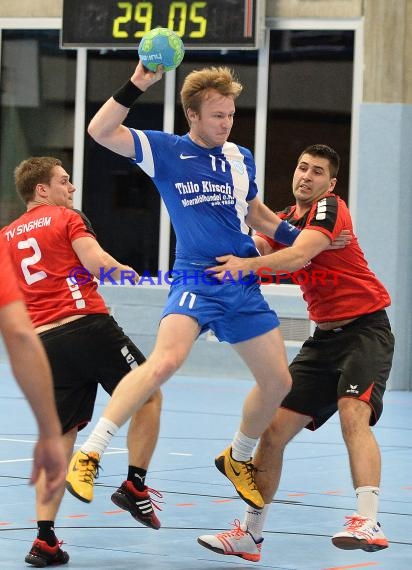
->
[0, 438, 127, 451]
[0, 438, 37, 444]
[1, 439, 191, 458]
[0, 451, 127, 465]
[0, 438, 127, 450]
[0, 457, 33, 464]
[1, 450, 192, 463]
[0, 439, 127, 464]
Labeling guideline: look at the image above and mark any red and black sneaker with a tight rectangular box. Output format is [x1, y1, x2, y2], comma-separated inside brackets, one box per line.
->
[25, 538, 69, 567]
[111, 480, 163, 530]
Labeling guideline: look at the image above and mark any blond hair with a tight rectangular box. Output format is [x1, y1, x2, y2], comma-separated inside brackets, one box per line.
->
[180, 66, 243, 126]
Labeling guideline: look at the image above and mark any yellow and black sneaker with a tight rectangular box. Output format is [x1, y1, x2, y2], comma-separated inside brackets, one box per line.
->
[65, 450, 100, 503]
[215, 446, 264, 509]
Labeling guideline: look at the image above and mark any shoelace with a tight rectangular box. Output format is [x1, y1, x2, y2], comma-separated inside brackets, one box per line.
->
[343, 515, 376, 538]
[78, 453, 101, 484]
[240, 461, 259, 491]
[217, 519, 246, 539]
[146, 487, 164, 512]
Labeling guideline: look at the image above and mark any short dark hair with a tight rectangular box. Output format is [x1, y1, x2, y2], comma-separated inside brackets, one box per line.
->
[298, 144, 340, 178]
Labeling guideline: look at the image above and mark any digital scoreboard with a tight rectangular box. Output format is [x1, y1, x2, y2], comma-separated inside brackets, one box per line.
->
[61, 0, 263, 50]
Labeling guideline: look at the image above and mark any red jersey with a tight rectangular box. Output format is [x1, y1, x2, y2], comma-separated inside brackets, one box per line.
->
[0, 233, 23, 308]
[258, 194, 390, 322]
[2, 205, 108, 326]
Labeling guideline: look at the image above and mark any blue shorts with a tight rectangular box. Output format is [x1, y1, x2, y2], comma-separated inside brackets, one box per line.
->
[161, 276, 279, 344]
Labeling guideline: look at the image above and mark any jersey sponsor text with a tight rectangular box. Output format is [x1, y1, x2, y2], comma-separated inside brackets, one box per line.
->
[4, 216, 52, 240]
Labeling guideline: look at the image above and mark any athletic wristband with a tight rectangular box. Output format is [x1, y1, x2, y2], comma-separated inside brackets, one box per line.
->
[273, 220, 301, 246]
[113, 80, 144, 108]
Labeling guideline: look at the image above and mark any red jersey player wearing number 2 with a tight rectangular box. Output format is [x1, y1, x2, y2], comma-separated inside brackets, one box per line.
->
[2, 157, 162, 568]
[198, 144, 394, 560]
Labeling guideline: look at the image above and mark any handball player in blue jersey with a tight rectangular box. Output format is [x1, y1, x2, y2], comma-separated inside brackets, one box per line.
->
[66, 61, 298, 509]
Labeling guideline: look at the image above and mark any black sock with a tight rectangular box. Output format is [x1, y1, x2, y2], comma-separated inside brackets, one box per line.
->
[37, 521, 57, 546]
[127, 466, 147, 491]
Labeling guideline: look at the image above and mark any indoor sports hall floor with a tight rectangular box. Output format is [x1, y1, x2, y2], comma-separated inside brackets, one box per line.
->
[0, 360, 410, 569]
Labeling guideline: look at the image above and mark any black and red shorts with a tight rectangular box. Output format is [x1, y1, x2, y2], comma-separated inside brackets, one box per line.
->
[39, 314, 145, 433]
[282, 310, 394, 430]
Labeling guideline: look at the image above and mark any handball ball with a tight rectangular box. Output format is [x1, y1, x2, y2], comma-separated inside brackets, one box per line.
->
[138, 27, 185, 72]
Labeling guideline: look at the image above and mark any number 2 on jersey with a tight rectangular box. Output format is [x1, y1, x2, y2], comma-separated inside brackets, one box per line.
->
[18, 237, 47, 285]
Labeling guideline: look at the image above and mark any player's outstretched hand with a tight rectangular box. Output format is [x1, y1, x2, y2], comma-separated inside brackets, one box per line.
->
[208, 255, 250, 282]
[124, 266, 140, 285]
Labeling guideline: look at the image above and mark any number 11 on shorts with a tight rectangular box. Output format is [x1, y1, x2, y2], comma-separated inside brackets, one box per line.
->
[178, 291, 196, 309]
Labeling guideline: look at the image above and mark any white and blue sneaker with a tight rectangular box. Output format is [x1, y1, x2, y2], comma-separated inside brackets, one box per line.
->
[197, 519, 263, 562]
[332, 513, 389, 552]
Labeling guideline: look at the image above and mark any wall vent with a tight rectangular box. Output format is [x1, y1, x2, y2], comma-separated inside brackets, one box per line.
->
[279, 317, 311, 342]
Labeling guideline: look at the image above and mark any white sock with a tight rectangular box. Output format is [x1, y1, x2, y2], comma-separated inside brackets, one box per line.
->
[243, 504, 270, 541]
[231, 431, 258, 461]
[356, 486, 380, 521]
[81, 418, 119, 456]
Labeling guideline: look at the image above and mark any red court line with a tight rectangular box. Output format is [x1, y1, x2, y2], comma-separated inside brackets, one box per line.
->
[103, 510, 124, 515]
[212, 499, 234, 503]
[323, 562, 380, 570]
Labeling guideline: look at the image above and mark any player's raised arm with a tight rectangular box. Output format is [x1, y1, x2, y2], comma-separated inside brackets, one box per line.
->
[87, 60, 164, 158]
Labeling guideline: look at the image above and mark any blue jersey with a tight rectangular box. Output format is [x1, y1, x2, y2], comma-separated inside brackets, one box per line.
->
[129, 129, 260, 268]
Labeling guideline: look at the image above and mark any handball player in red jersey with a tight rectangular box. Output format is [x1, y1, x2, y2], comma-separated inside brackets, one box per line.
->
[2, 157, 162, 567]
[199, 144, 394, 560]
